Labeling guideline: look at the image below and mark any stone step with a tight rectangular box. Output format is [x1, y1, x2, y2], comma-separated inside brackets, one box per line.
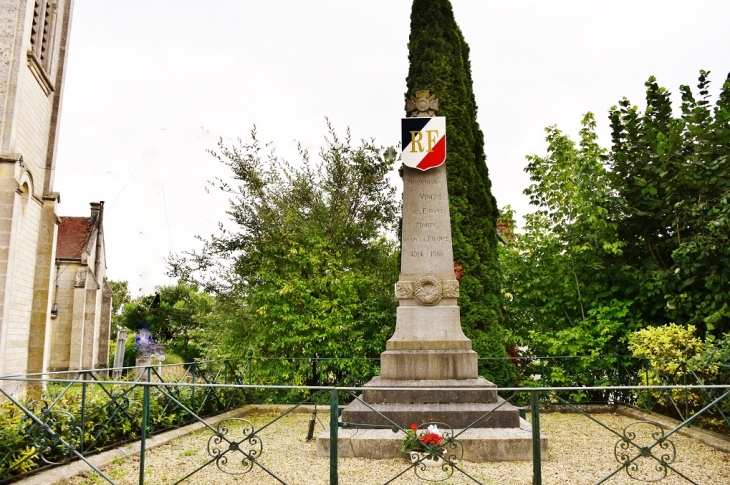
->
[339, 397, 521, 429]
[361, 376, 497, 404]
[380, 349, 479, 380]
[316, 420, 548, 462]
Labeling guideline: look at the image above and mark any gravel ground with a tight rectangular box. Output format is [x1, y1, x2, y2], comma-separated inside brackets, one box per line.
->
[68, 412, 730, 485]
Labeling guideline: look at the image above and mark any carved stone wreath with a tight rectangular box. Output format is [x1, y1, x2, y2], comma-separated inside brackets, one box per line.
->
[414, 275, 443, 305]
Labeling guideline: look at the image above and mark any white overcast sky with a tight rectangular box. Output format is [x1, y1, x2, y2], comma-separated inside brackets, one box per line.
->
[54, 1, 730, 296]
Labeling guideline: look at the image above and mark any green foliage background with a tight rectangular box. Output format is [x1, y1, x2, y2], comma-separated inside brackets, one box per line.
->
[609, 71, 730, 337]
[118, 281, 213, 363]
[168, 123, 399, 387]
[502, 71, 730, 376]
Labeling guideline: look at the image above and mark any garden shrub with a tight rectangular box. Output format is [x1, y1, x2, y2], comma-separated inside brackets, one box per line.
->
[628, 323, 718, 411]
[0, 401, 36, 477]
[699, 332, 730, 428]
[123, 333, 138, 368]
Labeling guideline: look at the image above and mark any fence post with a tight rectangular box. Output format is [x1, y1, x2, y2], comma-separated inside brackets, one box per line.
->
[540, 360, 545, 387]
[246, 348, 253, 385]
[139, 367, 151, 485]
[80, 372, 87, 454]
[644, 359, 650, 409]
[613, 345, 624, 404]
[329, 388, 338, 485]
[531, 390, 542, 485]
[191, 364, 196, 413]
[683, 361, 688, 424]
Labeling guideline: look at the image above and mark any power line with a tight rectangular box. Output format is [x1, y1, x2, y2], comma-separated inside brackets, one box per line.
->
[161, 189, 174, 252]
[162, 186, 220, 228]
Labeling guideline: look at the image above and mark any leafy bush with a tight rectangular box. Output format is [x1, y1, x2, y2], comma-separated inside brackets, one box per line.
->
[108, 341, 116, 368]
[162, 353, 184, 365]
[0, 401, 36, 477]
[629, 323, 718, 411]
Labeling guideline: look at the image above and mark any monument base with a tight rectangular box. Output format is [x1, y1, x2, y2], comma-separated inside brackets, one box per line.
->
[320, 375, 535, 461]
[361, 376, 497, 403]
[339, 375, 520, 429]
[316, 420, 548, 462]
[380, 349, 479, 380]
[340, 398, 520, 429]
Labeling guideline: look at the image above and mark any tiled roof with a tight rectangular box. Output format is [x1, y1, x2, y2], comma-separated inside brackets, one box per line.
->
[56, 217, 92, 260]
[497, 221, 514, 243]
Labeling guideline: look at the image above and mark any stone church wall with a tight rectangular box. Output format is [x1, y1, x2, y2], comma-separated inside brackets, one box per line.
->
[47, 261, 77, 371]
[0, 0, 74, 393]
[2, 186, 41, 377]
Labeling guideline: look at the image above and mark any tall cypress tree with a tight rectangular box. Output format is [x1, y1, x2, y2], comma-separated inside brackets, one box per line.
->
[406, 0, 513, 384]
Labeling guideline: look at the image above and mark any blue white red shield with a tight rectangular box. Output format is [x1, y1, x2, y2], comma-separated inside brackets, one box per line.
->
[401, 117, 446, 171]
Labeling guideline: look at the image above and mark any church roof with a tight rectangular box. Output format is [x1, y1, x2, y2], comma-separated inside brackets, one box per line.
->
[56, 216, 92, 260]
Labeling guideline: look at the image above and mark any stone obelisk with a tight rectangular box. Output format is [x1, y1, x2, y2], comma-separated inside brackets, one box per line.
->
[386, 91, 475, 380]
[318, 92, 545, 462]
[338, 91, 511, 424]
[383, 146, 476, 380]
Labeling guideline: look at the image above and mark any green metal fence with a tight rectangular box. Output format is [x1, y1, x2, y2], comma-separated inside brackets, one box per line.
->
[0, 360, 249, 482]
[1, 358, 728, 484]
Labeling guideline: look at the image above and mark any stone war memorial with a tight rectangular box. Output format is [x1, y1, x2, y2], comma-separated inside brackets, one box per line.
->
[317, 92, 547, 463]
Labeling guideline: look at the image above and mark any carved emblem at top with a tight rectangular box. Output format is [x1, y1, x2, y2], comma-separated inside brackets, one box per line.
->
[406, 90, 439, 117]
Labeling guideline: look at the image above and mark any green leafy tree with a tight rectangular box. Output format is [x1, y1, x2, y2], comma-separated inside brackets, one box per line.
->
[499, 71, 729, 396]
[169, 123, 399, 386]
[405, 0, 512, 384]
[121, 281, 213, 362]
[501, 114, 644, 393]
[108, 280, 131, 330]
[609, 71, 730, 337]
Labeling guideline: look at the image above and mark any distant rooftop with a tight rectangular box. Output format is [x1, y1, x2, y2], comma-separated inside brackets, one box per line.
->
[56, 217, 92, 260]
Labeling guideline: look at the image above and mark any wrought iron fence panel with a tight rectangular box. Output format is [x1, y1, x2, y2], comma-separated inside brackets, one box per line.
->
[82, 373, 136, 449]
[0, 386, 116, 484]
[2, 360, 730, 484]
[0, 362, 248, 483]
[538, 387, 730, 485]
[153, 386, 330, 485]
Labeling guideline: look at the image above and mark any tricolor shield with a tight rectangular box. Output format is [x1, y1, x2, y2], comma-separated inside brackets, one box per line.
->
[401, 117, 446, 171]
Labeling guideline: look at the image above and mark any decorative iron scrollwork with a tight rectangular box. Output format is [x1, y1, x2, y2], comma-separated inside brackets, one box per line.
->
[24, 400, 82, 465]
[207, 418, 262, 475]
[408, 422, 463, 482]
[614, 421, 676, 482]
